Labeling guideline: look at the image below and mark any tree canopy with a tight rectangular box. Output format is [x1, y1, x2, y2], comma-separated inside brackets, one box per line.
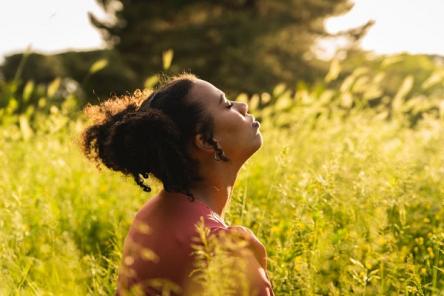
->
[90, 0, 368, 95]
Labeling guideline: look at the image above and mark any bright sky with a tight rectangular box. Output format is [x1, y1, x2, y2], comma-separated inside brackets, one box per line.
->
[1, 0, 444, 62]
[324, 0, 444, 57]
[0, 0, 106, 61]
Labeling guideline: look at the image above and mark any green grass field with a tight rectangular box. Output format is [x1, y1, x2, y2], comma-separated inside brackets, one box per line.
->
[2, 67, 444, 295]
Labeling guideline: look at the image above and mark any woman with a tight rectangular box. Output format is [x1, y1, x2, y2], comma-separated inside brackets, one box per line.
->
[80, 73, 274, 295]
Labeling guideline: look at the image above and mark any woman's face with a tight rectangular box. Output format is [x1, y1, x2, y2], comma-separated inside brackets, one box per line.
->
[188, 79, 262, 163]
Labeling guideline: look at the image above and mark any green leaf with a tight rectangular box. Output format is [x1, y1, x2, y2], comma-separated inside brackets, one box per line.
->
[349, 257, 365, 269]
[144, 75, 160, 89]
[392, 75, 414, 112]
[340, 75, 355, 93]
[236, 93, 249, 105]
[272, 83, 286, 98]
[38, 97, 47, 108]
[47, 78, 61, 98]
[381, 55, 402, 68]
[22, 81, 34, 102]
[162, 49, 174, 70]
[325, 58, 341, 83]
[19, 114, 33, 140]
[6, 98, 18, 114]
[340, 92, 353, 108]
[261, 93, 271, 104]
[274, 96, 292, 111]
[89, 59, 108, 74]
[422, 71, 444, 90]
[249, 94, 260, 111]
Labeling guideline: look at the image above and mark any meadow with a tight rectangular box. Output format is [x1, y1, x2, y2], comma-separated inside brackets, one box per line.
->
[2, 58, 444, 295]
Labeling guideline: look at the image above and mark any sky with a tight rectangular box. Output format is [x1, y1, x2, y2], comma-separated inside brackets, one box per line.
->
[324, 0, 444, 58]
[1, 0, 444, 62]
[0, 0, 106, 61]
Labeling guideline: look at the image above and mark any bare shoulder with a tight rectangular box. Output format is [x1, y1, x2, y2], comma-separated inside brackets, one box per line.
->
[207, 225, 268, 270]
[186, 225, 274, 296]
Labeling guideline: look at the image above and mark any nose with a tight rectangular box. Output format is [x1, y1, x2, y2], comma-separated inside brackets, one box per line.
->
[238, 102, 248, 116]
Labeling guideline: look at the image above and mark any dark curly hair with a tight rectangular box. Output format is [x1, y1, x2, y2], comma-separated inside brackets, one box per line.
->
[79, 73, 229, 201]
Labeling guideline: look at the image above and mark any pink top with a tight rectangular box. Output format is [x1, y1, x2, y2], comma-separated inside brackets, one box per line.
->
[116, 189, 275, 295]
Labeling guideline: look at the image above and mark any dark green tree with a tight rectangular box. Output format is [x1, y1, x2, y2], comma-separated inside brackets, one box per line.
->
[1, 50, 138, 101]
[90, 0, 371, 95]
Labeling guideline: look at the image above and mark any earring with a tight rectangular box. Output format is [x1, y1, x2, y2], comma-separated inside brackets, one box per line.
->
[211, 138, 228, 161]
[214, 152, 221, 161]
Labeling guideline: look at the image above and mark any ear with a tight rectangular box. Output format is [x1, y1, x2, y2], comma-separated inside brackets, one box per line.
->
[193, 133, 215, 153]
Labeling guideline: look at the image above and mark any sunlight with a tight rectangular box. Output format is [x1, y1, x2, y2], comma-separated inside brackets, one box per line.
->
[326, 0, 444, 56]
[0, 0, 106, 59]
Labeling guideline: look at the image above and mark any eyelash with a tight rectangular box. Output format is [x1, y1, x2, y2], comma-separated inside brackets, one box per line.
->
[225, 101, 234, 109]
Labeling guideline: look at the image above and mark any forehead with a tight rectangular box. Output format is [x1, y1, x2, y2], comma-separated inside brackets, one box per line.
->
[188, 79, 223, 105]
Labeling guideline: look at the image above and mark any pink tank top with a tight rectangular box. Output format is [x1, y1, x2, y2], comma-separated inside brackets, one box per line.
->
[116, 189, 274, 295]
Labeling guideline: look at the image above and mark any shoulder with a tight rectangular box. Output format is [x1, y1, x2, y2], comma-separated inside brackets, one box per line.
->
[199, 225, 273, 295]
[207, 225, 268, 270]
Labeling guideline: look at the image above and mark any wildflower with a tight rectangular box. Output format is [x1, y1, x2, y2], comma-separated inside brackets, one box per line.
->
[415, 237, 424, 246]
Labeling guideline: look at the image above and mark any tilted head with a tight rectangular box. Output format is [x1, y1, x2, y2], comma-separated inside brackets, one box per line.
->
[79, 73, 262, 200]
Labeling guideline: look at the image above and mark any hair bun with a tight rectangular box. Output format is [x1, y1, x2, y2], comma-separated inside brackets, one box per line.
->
[139, 92, 160, 111]
[107, 108, 182, 173]
[79, 74, 208, 198]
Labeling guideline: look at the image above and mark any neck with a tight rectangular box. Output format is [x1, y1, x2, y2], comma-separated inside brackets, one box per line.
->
[189, 161, 241, 216]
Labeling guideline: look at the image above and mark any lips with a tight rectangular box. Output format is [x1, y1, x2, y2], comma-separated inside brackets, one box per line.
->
[249, 115, 260, 128]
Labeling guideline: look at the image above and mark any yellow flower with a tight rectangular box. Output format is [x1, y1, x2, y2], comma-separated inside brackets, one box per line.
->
[294, 256, 304, 272]
[427, 247, 434, 258]
[415, 237, 424, 246]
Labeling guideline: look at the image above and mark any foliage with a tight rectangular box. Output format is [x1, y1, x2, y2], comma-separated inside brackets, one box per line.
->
[339, 50, 444, 99]
[1, 50, 138, 99]
[188, 218, 252, 295]
[2, 57, 444, 295]
[90, 0, 372, 95]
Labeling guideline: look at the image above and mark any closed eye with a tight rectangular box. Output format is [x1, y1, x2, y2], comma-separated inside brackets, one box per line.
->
[225, 100, 234, 109]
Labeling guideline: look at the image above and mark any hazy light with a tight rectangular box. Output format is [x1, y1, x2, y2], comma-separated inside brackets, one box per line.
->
[0, 0, 107, 61]
[324, 0, 444, 57]
[1, 0, 443, 63]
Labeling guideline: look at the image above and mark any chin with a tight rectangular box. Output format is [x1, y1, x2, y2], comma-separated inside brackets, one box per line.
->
[236, 133, 263, 162]
[255, 133, 263, 149]
[248, 133, 263, 156]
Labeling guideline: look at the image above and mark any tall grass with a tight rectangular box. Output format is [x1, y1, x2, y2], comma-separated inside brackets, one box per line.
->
[1, 57, 444, 295]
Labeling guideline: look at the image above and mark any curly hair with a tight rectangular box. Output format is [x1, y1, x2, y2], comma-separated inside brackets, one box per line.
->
[79, 73, 229, 201]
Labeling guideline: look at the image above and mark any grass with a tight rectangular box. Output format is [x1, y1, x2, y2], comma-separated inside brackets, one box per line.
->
[2, 67, 444, 295]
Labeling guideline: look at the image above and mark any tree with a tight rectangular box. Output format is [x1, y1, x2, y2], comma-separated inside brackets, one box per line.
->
[1, 50, 138, 101]
[90, 0, 370, 95]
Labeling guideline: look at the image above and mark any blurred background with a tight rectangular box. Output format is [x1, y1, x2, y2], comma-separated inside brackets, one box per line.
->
[2, 1, 444, 295]
[2, 0, 443, 103]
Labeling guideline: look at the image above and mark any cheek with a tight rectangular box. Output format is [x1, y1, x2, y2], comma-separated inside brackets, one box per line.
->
[217, 117, 249, 145]
[217, 114, 240, 132]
